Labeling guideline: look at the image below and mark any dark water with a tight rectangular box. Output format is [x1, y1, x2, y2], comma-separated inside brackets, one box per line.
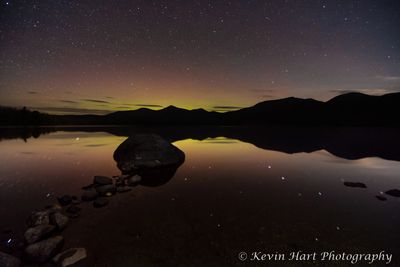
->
[0, 126, 400, 266]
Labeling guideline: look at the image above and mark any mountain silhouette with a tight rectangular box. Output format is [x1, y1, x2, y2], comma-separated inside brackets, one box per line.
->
[1, 92, 400, 125]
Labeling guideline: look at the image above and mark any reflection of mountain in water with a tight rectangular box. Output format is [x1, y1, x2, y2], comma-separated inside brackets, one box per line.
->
[1, 126, 400, 162]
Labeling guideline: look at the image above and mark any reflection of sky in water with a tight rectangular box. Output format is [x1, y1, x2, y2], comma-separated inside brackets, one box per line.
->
[0, 132, 400, 256]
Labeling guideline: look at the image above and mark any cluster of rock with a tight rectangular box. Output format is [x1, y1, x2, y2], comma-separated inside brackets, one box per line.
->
[0, 134, 186, 267]
[1, 173, 142, 267]
[23, 204, 87, 266]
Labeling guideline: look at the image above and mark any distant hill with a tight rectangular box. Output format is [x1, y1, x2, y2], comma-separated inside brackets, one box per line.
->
[1, 92, 399, 126]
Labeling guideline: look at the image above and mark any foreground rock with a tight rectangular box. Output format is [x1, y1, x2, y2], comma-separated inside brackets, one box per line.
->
[113, 134, 185, 173]
[127, 175, 142, 186]
[24, 224, 56, 244]
[50, 212, 69, 230]
[53, 248, 87, 267]
[95, 184, 116, 196]
[116, 186, 132, 193]
[0, 251, 21, 267]
[93, 175, 113, 185]
[81, 188, 98, 201]
[24, 236, 64, 263]
[57, 195, 73, 206]
[27, 211, 50, 227]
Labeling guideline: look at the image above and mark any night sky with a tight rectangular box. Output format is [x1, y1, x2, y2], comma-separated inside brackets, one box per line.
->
[0, 0, 399, 114]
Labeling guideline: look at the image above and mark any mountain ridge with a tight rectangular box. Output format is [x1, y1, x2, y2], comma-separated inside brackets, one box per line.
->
[1, 92, 399, 126]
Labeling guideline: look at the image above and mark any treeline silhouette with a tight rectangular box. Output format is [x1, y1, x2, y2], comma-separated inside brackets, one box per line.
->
[1, 92, 400, 126]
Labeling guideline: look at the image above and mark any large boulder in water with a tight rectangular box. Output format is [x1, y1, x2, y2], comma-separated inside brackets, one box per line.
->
[113, 134, 185, 173]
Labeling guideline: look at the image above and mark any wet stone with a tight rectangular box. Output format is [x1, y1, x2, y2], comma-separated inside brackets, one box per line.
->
[81, 189, 98, 201]
[24, 236, 64, 263]
[66, 205, 81, 214]
[0, 251, 21, 267]
[343, 182, 367, 188]
[375, 195, 387, 201]
[24, 224, 56, 244]
[95, 184, 116, 196]
[57, 195, 73, 206]
[385, 189, 400, 197]
[27, 211, 50, 227]
[127, 175, 142, 186]
[93, 176, 113, 185]
[116, 186, 132, 193]
[53, 247, 87, 267]
[50, 212, 69, 231]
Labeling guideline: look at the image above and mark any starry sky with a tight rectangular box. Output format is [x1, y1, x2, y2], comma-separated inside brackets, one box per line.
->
[0, 0, 399, 114]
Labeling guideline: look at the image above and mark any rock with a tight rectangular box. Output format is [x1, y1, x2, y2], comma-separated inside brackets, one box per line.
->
[45, 204, 63, 212]
[117, 174, 132, 180]
[27, 211, 50, 227]
[57, 195, 73, 206]
[66, 205, 81, 214]
[95, 184, 116, 196]
[93, 175, 113, 185]
[81, 184, 94, 190]
[127, 175, 142, 186]
[24, 236, 64, 263]
[24, 224, 56, 244]
[53, 248, 87, 267]
[375, 195, 387, 201]
[343, 182, 367, 188]
[50, 212, 69, 230]
[113, 134, 185, 173]
[0, 251, 21, 267]
[385, 189, 400, 197]
[116, 186, 132, 193]
[81, 189, 98, 201]
[93, 197, 109, 208]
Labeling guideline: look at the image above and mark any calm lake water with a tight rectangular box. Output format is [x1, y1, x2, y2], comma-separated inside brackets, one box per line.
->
[0, 126, 400, 266]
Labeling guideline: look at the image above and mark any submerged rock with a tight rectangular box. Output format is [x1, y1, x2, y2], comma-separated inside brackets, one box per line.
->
[375, 195, 387, 201]
[116, 186, 132, 193]
[53, 248, 87, 267]
[24, 236, 64, 263]
[343, 182, 367, 188]
[24, 224, 56, 244]
[127, 175, 142, 186]
[0, 251, 21, 267]
[66, 205, 81, 215]
[95, 184, 116, 196]
[113, 134, 185, 173]
[93, 176, 113, 185]
[50, 212, 69, 230]
[385, 189, 400, 197]
[27, 211, 50, 227]
[93, 197, 109, 208]
[81, 189, 98, 201]
[57, 195, 73, 206]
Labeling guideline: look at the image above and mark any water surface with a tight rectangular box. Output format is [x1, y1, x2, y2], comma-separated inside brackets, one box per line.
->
[0, 127, 399, 266]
